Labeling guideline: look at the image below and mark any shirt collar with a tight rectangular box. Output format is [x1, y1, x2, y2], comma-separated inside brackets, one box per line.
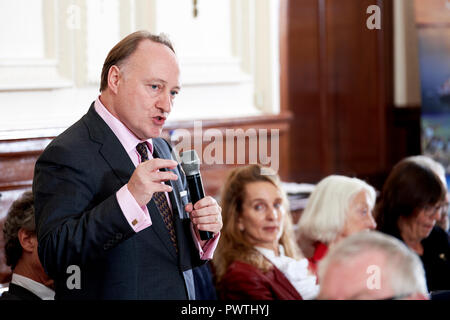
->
[11, 273, 55, 300]
[255, 245, 285, 258]
[94, 96, 153, 154]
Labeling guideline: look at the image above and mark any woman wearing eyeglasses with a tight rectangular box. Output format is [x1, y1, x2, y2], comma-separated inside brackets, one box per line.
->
[404, 155, 449, 234]
[375, 158, 450, 292]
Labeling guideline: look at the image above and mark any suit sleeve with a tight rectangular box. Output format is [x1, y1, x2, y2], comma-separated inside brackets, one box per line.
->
[33, 142, 136, 279]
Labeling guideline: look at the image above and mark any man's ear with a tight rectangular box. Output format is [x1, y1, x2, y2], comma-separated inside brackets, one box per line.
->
[108, 65, 122, 94]
[17, 228, 35, 253]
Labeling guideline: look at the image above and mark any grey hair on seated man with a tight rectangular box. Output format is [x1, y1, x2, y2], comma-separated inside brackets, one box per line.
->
[317, 230, 429, 300]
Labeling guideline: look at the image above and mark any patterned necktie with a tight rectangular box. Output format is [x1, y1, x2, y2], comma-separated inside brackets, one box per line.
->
[136, 142, 178, 253]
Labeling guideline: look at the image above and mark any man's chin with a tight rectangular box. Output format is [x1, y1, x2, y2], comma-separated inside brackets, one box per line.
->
[139, 128, 163, 140]
[150, 128, 163, 139]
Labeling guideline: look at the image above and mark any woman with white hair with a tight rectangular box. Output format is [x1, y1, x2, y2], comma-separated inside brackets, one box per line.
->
[296, 175, 377, 275]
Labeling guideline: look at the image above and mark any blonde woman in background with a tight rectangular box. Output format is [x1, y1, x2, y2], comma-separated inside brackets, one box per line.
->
[213, 164, 318, 300]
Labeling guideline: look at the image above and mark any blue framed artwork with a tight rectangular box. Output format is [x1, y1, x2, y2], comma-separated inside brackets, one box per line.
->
[417, 23, 450, 185]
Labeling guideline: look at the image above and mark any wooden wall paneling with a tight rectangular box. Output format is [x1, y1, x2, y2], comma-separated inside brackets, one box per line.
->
[280, 0, 394, 189]
[319, 0, 335, 177]
[0, 138, 53, 218]
[281, 0, 325, 182]
[0, 138, 52, 284]
[325, 0, 392, 176]
[0, 138, 52, 191]
[163, 114, 293, 197]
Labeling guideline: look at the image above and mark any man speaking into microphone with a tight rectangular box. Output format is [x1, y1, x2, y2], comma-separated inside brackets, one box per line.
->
[32, 31, 222, 299]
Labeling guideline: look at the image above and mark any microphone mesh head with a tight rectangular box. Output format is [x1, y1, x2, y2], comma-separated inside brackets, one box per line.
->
[180, 150, 200, 176]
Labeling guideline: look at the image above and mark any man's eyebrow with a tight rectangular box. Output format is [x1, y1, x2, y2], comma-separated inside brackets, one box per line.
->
[146, 78, 181, 90]
[146, 78, 166, 84]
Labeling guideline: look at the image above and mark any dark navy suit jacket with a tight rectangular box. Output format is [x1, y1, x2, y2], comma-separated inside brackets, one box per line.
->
[0, 283, 41, 300]
[33, 103, 205, 299]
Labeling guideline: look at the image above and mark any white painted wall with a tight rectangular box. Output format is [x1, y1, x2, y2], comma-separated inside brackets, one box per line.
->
[86, 0, 121, 84]
[0, 0, 45, 59]
[0, 0, 280, 139]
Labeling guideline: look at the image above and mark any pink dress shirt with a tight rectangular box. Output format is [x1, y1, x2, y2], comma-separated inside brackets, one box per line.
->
[94, 97, 218, 259]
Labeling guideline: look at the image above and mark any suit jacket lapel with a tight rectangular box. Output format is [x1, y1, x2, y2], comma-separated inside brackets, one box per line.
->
[146, 200, 178, 258]
[83, 104, 135, 186]
[83, 105, 178, 258]
[152, 141, 185, 258]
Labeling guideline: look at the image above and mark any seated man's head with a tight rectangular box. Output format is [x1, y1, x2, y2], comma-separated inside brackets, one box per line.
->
[3, 191, 53, 287]
[317, 231, 428, 300]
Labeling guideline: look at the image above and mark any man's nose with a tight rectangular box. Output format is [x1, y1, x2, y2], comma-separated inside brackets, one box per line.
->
[157, 92, 172, 113]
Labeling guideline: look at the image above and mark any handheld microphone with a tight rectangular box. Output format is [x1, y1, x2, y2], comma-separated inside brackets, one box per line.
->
[180, 150, 214, 240]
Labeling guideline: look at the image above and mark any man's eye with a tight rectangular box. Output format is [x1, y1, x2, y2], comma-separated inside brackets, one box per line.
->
[170, 90, 179, 97]
[150, 84, 159, 90]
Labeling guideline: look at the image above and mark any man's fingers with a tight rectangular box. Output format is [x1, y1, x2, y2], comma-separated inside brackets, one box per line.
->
[196, 223, 221, 233]
[185, 203, 194, 213]
[141, 158, 178, 172]
[193, 196, 218, 210]
[191, 213, 220, 225]
[151, 182, 173, 193]
[190, 206, 218, 218]
[154, 171, 179, 182]
[136, 159, 179, 182]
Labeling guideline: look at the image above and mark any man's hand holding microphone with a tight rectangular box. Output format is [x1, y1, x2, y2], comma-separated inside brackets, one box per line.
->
[127, 149, 222, 239]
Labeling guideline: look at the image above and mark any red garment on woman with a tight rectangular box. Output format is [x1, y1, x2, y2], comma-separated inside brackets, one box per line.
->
[308, 242, 329, 276]
[218, 260, 303, 300]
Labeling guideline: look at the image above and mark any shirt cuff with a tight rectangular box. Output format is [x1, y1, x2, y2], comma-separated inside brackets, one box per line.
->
[190, 223, 220, 260]
[117, 184, 152, 233]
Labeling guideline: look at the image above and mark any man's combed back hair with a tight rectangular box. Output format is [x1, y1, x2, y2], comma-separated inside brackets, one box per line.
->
[99, 30, 175, 92]
[3, 191, 35, 269]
